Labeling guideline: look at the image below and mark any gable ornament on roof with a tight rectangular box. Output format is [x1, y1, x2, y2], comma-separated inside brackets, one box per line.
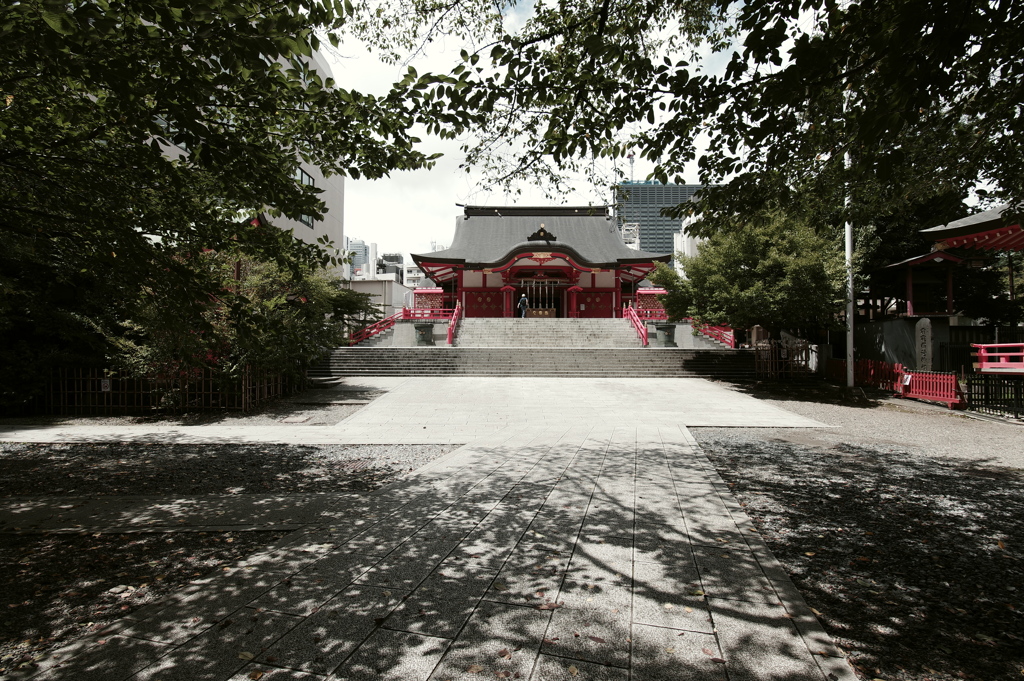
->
[528, 223, 557, 242]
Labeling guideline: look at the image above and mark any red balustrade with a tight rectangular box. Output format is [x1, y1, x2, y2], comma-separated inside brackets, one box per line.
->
[623, 305, 649, 346]
[695, 323, 736, 348]
[972, 343, 1024, 374]
[894, 364, 965, 409]
[348, 312, 402, 346]
[446, 302, 462, 346]
[402, 307, 454, 321]
[634, 309, 669, 320]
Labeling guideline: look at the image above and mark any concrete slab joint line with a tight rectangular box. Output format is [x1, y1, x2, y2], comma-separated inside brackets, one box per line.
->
[4, 379, 854, 681]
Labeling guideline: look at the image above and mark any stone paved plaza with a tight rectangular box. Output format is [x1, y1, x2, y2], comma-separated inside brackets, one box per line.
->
[1, 378, 855, 680]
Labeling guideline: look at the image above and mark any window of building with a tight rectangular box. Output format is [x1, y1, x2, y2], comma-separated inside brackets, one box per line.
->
[294, 167, 316, 227]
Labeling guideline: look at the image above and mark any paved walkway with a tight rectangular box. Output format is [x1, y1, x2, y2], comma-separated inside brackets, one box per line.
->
[3, 379, 854, 681]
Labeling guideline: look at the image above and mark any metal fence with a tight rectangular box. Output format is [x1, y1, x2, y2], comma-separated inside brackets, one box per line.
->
[964, 374, 1024, 420]
[36, 366, 300, 415]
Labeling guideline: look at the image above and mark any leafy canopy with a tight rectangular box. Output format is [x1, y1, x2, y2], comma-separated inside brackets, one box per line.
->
[648, 215, 846, 332]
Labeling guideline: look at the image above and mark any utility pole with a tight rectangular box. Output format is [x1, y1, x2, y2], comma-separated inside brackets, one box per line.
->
[844, 87, 855, 389]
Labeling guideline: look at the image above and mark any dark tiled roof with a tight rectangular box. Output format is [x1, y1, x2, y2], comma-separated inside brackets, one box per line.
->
[413, 206, 671, 267]
[921, 204, 1021, 237]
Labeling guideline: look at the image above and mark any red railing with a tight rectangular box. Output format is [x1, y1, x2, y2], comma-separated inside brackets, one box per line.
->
[634, 309, 669, 320]
[623, 305, 649, 346]
[446, 302, 462, 346]
[825, 359, 899, 391]
[894, 364, 965, 409]
[972, 343, 1024, 374]
[694, 323, 736, 348]
[349, 311, 401, 346]
[402, 307, 454, 321]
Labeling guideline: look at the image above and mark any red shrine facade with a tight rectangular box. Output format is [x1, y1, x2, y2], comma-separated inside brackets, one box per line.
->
[412, 206, 672, 318]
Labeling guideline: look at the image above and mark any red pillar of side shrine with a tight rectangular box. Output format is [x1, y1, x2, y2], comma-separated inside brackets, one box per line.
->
[500, 285, 515, 318]
[411, 205, 672, 319]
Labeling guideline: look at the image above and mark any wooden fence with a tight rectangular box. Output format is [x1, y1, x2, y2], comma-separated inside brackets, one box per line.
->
[754, 340, 815, 380]
[893, 364, 965, 409]
[36, 366, 300, 415]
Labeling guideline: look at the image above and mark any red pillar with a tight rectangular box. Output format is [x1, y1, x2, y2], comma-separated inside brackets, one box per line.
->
[568, 286, 582, 318]
[500, 285, 515, 318]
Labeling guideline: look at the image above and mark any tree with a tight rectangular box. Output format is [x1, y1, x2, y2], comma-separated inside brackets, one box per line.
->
[0, 1, 475, 404]
[648, 215, 846, 333]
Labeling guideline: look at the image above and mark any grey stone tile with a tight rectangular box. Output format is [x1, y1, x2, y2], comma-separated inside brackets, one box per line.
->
[235, 540, 337, 574]
[683, 513, 746, 547]
[256, 585, 407, 675]
[707, 598, 824, 681]
[629, 624, 727, 681]
[118, 569, 287, 644]
[484, 546, 573, 605]
[570, 535, 632, 572]
[252, 553, 378, 616]
[814, 653, 859, 680]
[228, 664, 326, 680]
[355, 538, 461, 590]
[631, 562, 713, 634]
[382, 561, 500, 638]
[633, 524, 693, 567]
[427, 600, 552, 681]
[340, 525, 417, 557]
[529, 654, 629, 681]
[333, 629, 451, 681]
[25, 635, 171, 681]
[541, 585, 632, 668]
[132, 608, 301, 680]
[692, 546, 779, 604]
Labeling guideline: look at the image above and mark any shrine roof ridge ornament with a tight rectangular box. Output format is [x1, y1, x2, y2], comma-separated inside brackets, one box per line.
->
[461, 205, 612, 218]
[528, 224, 557, 242]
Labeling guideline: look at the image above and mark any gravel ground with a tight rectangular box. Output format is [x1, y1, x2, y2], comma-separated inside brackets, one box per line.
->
[0, 439, 455, 677]
[694, 382, 1024, 681]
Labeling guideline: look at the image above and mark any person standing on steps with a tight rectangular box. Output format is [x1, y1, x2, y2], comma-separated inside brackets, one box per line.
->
[518, 294, 529, 318]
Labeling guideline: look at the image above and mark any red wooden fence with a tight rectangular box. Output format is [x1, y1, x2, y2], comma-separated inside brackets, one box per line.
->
[893, 364, 965, 409]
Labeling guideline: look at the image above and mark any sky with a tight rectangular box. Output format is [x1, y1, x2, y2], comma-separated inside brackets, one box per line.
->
[319, 14, 674, 266]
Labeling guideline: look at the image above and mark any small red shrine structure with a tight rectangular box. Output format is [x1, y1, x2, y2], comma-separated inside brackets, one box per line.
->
[412, 205, 672, 318]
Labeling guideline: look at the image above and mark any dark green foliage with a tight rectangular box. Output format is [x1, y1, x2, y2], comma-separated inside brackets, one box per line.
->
[649, 215, 846, 332]
[0, 1, 472, 405]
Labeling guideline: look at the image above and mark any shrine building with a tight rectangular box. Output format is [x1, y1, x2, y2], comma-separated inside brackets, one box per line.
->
[412, 205, 672, 318]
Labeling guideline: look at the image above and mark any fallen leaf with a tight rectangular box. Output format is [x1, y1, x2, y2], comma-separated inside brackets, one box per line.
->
[810, 608, 823, 617]
[248, 672, 264, 680]
[497, 673, 511, 679]
[702, 647, 715, 656]
[665, 646, 676, 653]
[467, 664, 485, 673]
[711, 657, 726, 664]
[497, 648, 511, 660]
[805, 552, 816, 557]
[684, 607, 694, 613]
[238, 652, 255, 661]
[663, 603, 674, 610]
[689, 590, 705, 597]
[588, 636, 606, 643]
[568, 665, 579, 677]
[998, 540, 1006, 550]
[543, 638, 560, 644]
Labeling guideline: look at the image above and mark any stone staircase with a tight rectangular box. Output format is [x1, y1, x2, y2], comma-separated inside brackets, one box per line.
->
[309, 347, 753, 380]
[312, 317, 753, 380]
[453, 318, 642, 348]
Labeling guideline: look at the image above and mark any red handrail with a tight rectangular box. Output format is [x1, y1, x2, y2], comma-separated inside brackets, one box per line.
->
[446, 302, 462, 345]
[349, 311, 402, 346]
[634, 309, 669, 320]
[972, 343, 1024, 373]
[402, 307, 454, 320]
[694, 323, 736, 348]
[623, 305, 649, 346]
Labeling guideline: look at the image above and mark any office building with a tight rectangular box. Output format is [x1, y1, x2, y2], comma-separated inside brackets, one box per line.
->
[614, 182, 703, 253]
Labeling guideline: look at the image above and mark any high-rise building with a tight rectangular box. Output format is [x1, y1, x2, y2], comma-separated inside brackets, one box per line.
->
[614, 181, 703, 253]
[379, 253, 405, 283]
[348, 239, 369, 270]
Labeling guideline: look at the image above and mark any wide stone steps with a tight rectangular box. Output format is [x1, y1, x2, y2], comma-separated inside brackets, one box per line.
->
[453, 318, 641, 348]
[308, 348, 754, 379]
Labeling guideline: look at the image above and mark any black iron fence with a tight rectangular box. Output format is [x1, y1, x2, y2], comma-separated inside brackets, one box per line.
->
[32, 366, 301, 416]
[963, 373, 1024, 420]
